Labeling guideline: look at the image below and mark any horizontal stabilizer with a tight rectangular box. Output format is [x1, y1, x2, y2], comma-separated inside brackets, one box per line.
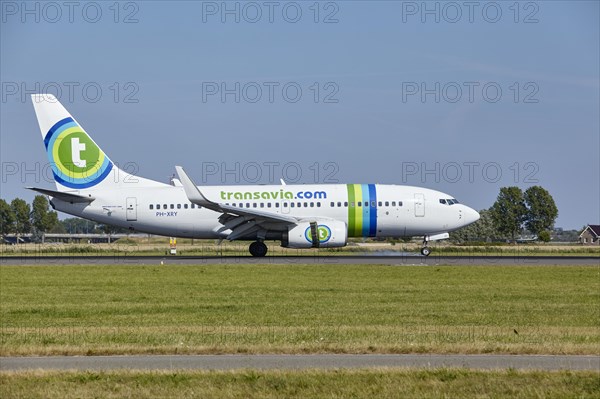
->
[26, 187, 95, 203]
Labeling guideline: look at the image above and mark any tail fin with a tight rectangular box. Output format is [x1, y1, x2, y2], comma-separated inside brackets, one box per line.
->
[31, 94, 163, 191]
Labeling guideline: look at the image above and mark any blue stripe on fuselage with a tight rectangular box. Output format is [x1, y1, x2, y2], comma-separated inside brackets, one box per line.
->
[369, 184, 377, 237]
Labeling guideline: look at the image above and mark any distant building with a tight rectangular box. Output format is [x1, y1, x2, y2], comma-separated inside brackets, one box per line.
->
[579, 225, 600, 245]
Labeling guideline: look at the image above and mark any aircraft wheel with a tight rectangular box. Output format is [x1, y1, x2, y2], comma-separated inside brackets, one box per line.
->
[249, 241, 268, 257]
[421, 247, 431, 257]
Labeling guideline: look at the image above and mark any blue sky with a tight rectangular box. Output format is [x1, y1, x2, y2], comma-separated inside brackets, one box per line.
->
[1, 1, 598, 229]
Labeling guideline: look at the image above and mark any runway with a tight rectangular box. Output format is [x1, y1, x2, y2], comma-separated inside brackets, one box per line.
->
[0, 255, 598, 266]
[1, 354, 598, 371]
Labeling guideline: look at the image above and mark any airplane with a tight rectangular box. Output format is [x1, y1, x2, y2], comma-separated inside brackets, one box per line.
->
[27, 94, 480, 257]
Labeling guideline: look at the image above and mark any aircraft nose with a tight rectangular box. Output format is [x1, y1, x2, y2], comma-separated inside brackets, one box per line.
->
[463, 206, 480, 226]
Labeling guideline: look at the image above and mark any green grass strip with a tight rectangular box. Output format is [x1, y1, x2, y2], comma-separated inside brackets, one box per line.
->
[1, 369, 599, 399]
[1, 264, 599, 356]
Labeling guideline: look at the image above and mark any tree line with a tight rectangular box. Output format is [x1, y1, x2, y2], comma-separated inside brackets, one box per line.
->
[0, 196, 59, 242]
[451, 185, 559, 243]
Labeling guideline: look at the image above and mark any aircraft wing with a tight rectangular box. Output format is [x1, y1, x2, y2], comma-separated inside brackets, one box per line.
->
[175, 166, 299, 240]
[27, 187, 95, 203]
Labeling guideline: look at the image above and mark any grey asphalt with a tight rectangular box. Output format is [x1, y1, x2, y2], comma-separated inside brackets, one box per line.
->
[1, 354, 599, 371]
[1, 255, 598, 266]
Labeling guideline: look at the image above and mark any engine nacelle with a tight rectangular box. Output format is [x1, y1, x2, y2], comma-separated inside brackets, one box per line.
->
[283, 220, 347, 249]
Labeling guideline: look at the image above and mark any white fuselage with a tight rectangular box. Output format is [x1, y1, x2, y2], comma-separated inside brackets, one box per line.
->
[50, 183, 480, 240]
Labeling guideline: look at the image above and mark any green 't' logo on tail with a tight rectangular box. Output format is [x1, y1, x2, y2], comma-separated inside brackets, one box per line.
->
[44, 117, 113, 189]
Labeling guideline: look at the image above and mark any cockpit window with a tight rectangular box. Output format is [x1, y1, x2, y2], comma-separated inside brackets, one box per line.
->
[441, 198, 460, 205]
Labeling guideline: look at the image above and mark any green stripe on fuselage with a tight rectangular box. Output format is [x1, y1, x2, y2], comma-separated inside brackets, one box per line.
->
[347, 184, 365, 237]
[347, 184, 356, 236]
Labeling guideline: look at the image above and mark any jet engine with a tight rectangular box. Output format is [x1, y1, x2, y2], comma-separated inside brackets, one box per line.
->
[282, 220, 347, 248]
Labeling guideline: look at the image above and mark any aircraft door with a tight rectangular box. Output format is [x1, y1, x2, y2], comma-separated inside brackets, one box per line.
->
[126, 197, 137, 221]
[414, 193, 425, 217]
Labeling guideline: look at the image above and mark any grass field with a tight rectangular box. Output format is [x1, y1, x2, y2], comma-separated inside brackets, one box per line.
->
[1, 264, 598, 356]
[2, 369, 599, 399]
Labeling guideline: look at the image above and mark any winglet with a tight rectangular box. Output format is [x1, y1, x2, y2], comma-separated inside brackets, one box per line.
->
[175, 166, 214, 208]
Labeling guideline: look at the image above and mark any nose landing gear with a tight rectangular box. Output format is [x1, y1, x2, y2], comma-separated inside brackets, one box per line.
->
[421, 238, 431, 256]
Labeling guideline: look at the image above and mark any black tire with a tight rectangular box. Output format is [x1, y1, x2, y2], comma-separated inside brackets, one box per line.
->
[249, 241, 268, 257]
[421, 247, 431, 256]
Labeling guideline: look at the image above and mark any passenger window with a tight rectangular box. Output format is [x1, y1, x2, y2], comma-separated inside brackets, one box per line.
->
[378, 201, 382, 207]
[365, 201, 368, 207]
[398, 201, 403, 206]
[191, 203, 195, 209]
[371, 201, 376, 207]
[177, 204, 181, 209]
[283, 202, 288, 207]
[184, 204, 188, 209]
[310, 202, 314, 207]
[275, 203, 279, 208]
[291, 203, 295, 208]
[267, 203, 272, 208]
[260, 203, 264, 208]
[297, 202, 302, 207]
[317, 202, 321, 207]
[357, 202, 362, 207]
[304, 202, 308, 207]
[149, 204, 153, 210]
[350, 202, 355, 207]
[345, 202, 349, 207]
[253, 203, 257, 208]
[330, 202, 335, 207]
[391, 201, 396, 206]
[337, 202, 342, 207]
[170, 204, 174, 209]
[246, 203, 250, 208]
[163, 204, 168, 209]
[385, 201, 389, 206]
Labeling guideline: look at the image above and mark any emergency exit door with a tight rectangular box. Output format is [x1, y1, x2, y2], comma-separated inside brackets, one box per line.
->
[414, 193, 425, 217]
[126, 197, 137, 221]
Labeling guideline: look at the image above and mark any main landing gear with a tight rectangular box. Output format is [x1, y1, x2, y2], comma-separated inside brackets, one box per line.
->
[421, 238, 431, 256]
[249, 241, 268, 257]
